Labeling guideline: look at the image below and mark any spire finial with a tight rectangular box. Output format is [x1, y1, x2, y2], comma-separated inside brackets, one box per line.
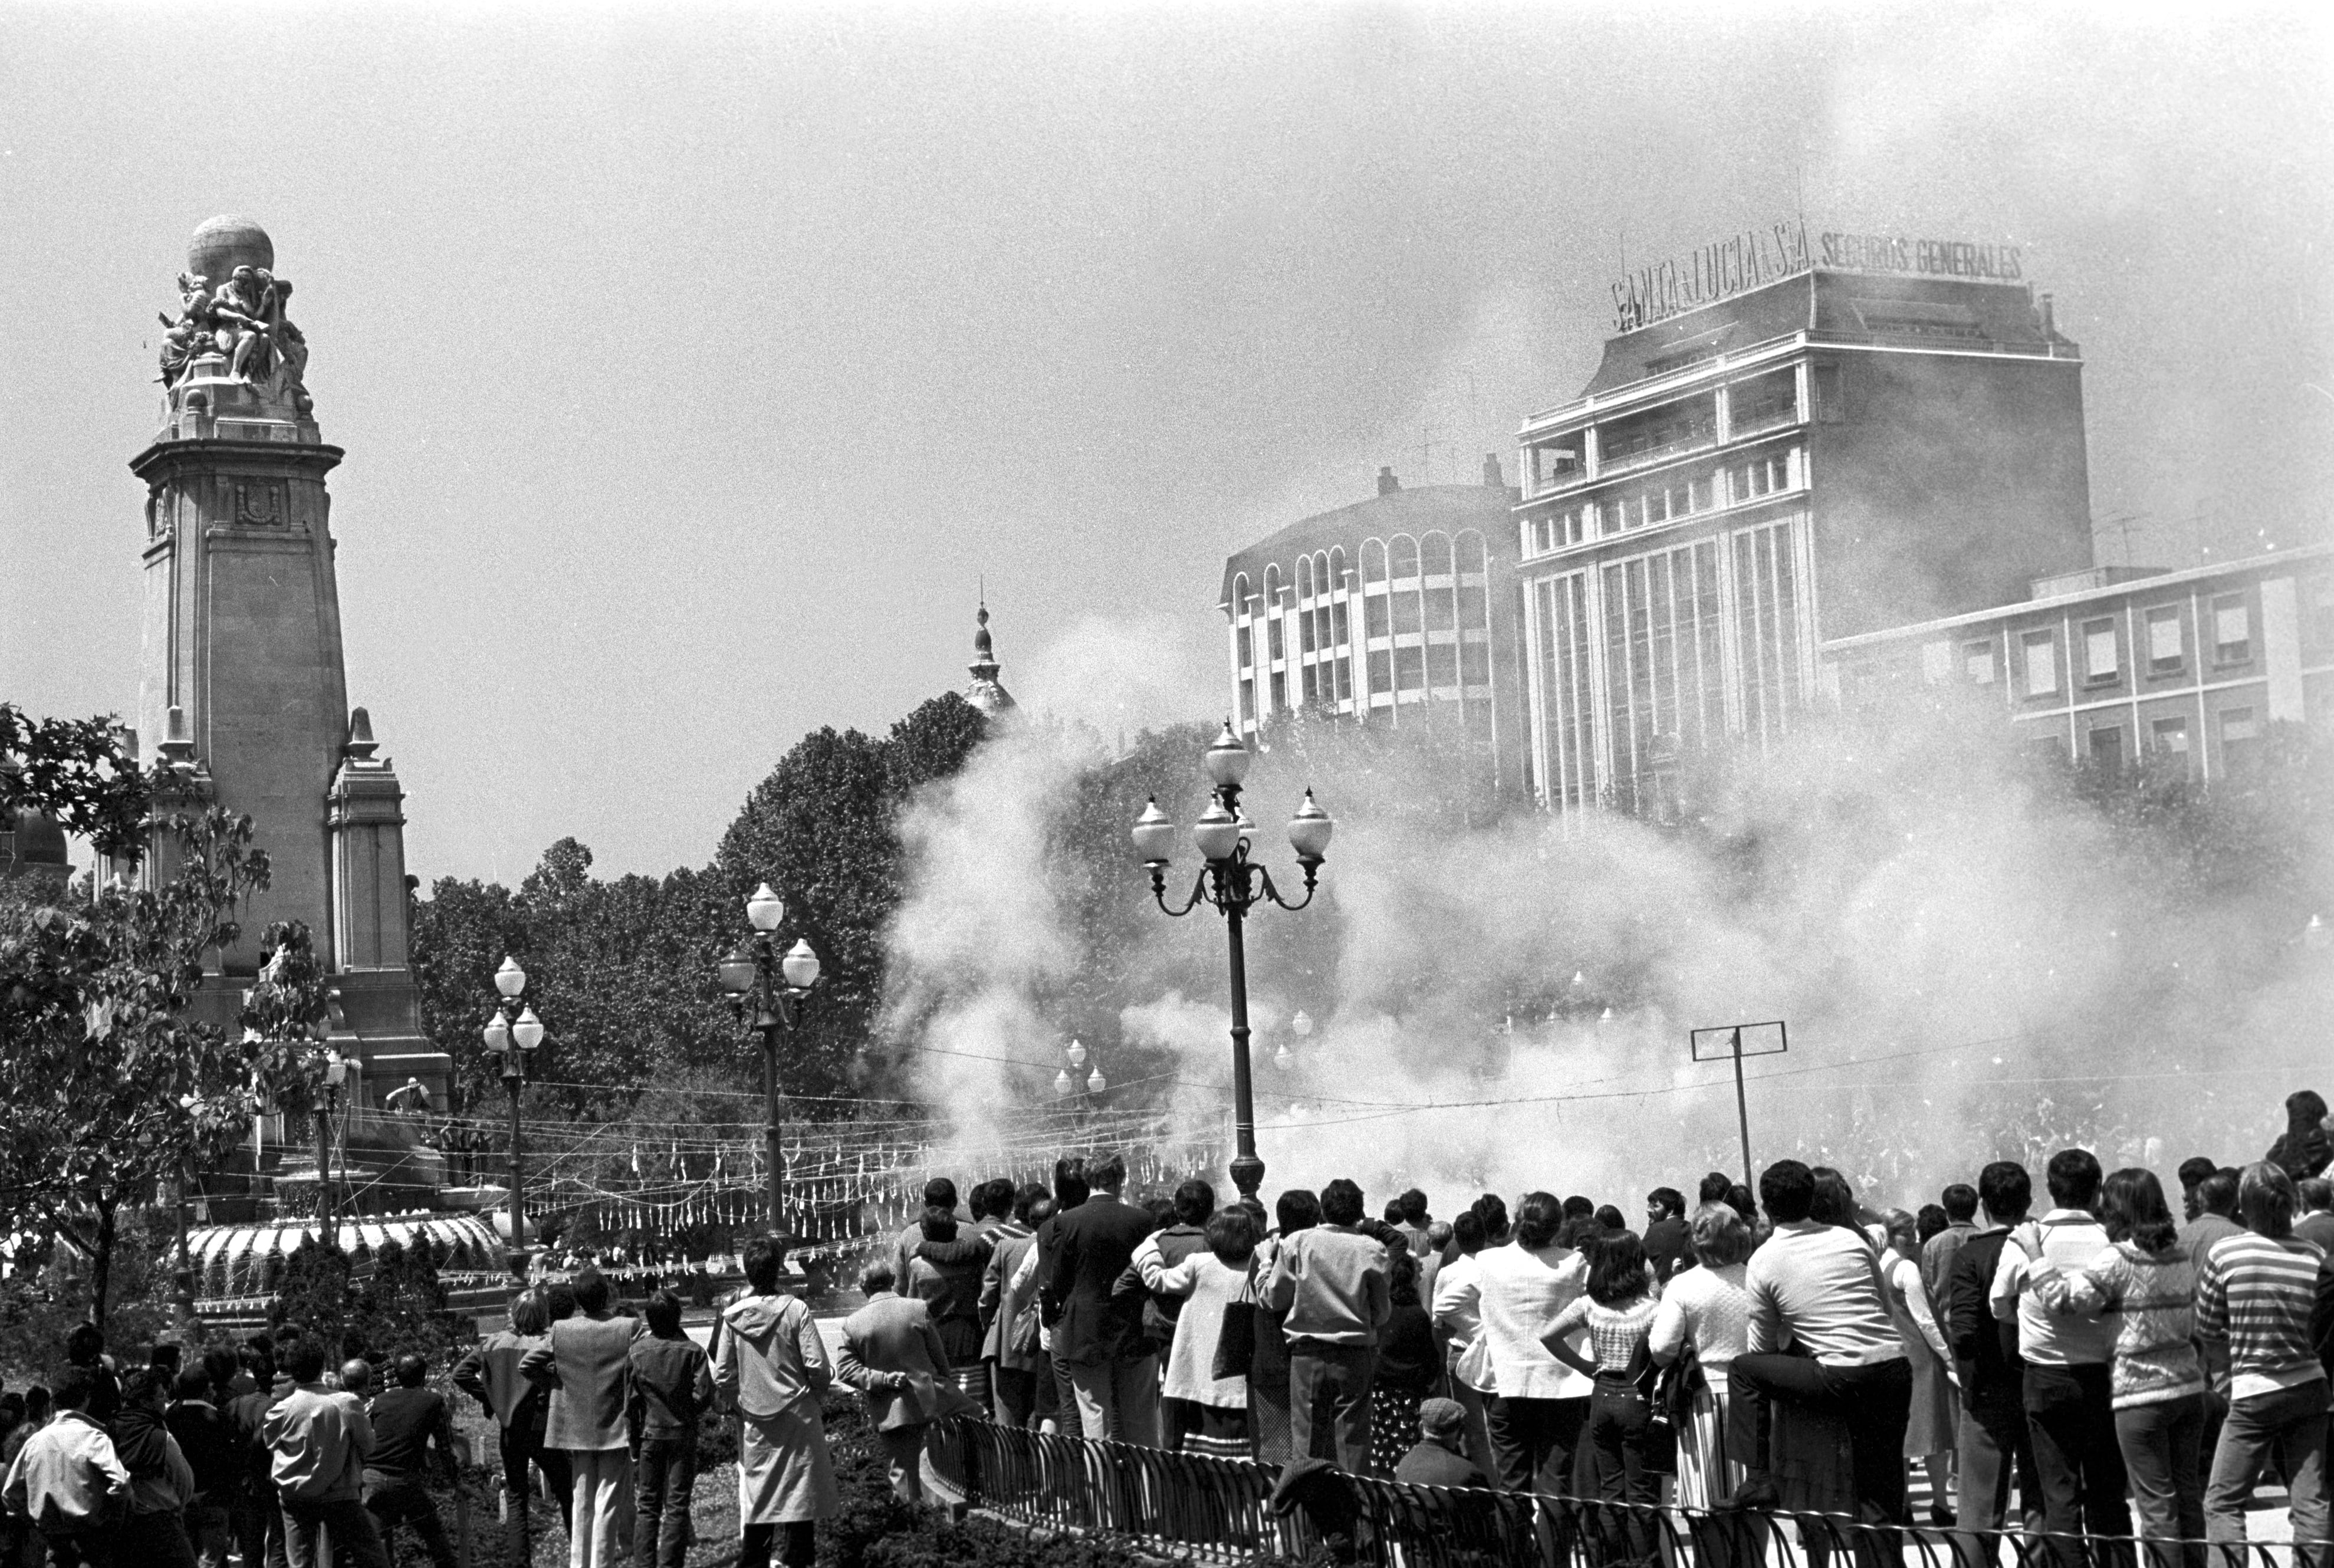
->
[964, 590, 1015, 714]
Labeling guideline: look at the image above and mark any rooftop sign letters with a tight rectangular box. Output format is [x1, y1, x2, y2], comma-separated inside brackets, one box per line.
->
[1612, 221, 1810, 333]
[1610, 219, 2028, 331]
[1816, 231, 2023, 283]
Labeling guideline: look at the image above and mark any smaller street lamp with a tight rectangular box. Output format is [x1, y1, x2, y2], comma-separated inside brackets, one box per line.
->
[717, 882, 822, 1242]
[482, 957, 544, 1272]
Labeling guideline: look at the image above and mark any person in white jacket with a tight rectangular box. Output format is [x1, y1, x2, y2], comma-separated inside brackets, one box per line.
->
[1429, 1210, 1498, 1476]
[1471, 1192, 1593, 1494]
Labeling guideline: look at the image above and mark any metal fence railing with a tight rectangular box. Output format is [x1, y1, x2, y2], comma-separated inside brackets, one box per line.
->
[925, 1416, 2316, 1568]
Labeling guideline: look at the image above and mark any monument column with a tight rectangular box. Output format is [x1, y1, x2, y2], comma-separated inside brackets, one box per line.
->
[133, 216, 344, 972]
[133, 215, 448, 1112]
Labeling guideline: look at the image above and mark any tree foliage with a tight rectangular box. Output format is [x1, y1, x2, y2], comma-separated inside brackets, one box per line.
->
[409, 693, 992, 1145]
[0, 703, 150, 862]
[0, 781, 333, 1327]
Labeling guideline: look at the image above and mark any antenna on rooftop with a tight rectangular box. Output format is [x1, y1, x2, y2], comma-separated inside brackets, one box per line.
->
[2097, 512, 2145, 568]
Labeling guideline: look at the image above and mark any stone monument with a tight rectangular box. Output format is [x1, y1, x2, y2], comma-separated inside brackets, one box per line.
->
[131, 215, 446, 1113]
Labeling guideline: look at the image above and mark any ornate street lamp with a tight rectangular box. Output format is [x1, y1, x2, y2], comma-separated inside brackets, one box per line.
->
[718, 882, 821, 1242]
[1133, 720, 1332, 1204]
[482, 956, 544, 1273]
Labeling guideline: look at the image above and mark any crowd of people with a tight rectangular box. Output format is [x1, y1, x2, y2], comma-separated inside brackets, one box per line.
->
[7, 1089, 2333, 1568]
[853, 1090, 2334, 1566]
[0, 1324, 462, 1568]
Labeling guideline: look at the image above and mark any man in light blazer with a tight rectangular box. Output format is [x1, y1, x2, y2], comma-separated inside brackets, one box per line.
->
[520, 1268, 642, 1568]
[836, 1260, 955, 1503]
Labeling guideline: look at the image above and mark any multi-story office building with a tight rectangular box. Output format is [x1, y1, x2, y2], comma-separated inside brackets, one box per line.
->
[1512, 242, 2091, 812]
[1827, 547, 2334, 780]
[1215, 222, 2326, 817]
[1218, 459, 1524, 795]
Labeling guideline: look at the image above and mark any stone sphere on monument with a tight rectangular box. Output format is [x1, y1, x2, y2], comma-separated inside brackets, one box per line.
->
[188, 214, 273, 285]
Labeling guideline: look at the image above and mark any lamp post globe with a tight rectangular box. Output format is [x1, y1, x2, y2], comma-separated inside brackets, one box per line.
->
[745, 882, 787, 932]
[1087, 1066, 1107, 1094]
[781, 938, 821, 990]
[1192, 798, 1242, 863]
[1203, 720, 1251, 791]
[1066, 1038, 1087, 1069]
[718, 945, 757, 998]
[1054, 1068, 1074, 1099]
[512, 1007, 544, 1051]
[1131, 797, 1175, 867]
[494, 956, 527, 998]
[1291, 1010, 1313, 1038]
[1288, 790, 1334, 862]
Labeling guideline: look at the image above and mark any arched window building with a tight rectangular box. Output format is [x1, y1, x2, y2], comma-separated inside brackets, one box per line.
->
[1218, 461, 1525, 798]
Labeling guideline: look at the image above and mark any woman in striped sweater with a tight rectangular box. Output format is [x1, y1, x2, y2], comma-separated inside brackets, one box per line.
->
[2194, 1162, 2329, 1562]
[2034, 1168, 2206, 1568]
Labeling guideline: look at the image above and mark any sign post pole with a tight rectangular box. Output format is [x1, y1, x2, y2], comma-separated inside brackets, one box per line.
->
[1691, 1021, 1788, 1193]
[1731, 1027, 1753, 1189]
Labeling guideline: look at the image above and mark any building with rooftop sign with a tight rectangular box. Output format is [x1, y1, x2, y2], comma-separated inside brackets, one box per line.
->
[1513, 223, 2095, 813]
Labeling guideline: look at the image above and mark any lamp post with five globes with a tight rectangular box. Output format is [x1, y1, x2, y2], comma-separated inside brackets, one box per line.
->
[719, 883, 823, 1242]
[1132, 721, 1332, 1205]
[481, 957, 544, 1271]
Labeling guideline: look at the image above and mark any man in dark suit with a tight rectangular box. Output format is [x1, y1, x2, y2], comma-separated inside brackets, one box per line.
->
[1041, 1150, 1161, 1445]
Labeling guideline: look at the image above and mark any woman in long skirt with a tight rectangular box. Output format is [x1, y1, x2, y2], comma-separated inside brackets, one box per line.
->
[711, 1237, 839, 1568]
[1153, 1209, 1260, 1458]
[1649, 1202, 1754, 1510]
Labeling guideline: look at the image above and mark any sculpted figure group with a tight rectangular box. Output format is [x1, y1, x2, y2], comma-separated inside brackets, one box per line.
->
[158, 262, 310, 409]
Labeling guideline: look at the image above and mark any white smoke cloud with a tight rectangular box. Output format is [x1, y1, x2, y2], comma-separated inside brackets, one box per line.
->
[880, 643, 2334, 1219]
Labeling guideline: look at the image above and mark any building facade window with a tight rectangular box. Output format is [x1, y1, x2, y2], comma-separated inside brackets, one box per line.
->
[1732, 452, 1790, 503]
[2151, 715, 2190, 775]
[1921, 640, 1952, 683]
[2145, 606, 2184, 674]
[2221, 705, 2260, 773]
[2082, 619, 2118, 683]
[1730, 368, 1798, 435]
[2213, 594, 2251, 665]
[1965, 641, 1997, 684]
[2022, 630, 2059, 698]
[1597, 393, 1717, 474]
[1534, 571, 1596, 811]
[1530, 513, 1809, 814]
[2088, 725, 2123, 773]
[1812, 361, 1845, 423]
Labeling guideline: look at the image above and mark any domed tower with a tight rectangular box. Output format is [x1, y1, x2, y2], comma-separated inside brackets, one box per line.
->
[963, 599, 1016, 715]
[130, 216, 442, 1113]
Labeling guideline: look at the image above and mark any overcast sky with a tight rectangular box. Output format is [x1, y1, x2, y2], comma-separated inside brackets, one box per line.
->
[4, 4, 2330, 883]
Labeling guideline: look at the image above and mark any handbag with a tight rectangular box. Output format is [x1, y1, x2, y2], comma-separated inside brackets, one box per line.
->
[1454, 1330, 1495, 1393]
[1626, 1327, 1680, 1476]
[1212, 1261, 1259, 1381]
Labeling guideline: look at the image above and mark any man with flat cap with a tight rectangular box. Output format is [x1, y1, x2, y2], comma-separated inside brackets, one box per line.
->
[1393, 1397, 1490, 1488]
